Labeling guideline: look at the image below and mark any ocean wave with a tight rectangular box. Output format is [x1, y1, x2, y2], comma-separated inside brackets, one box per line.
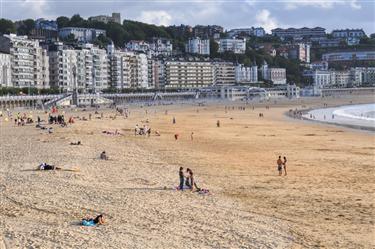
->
[333, 104, 375, 122]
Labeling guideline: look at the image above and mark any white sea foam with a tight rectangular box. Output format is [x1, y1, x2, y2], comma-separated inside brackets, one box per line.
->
[333, 104, 375, 122]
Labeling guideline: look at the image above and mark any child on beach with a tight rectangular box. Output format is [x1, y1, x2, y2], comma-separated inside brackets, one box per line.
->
[283, 156, 287, 176]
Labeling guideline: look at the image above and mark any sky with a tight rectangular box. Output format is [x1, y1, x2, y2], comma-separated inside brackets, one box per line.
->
[0, 0, 374, 34]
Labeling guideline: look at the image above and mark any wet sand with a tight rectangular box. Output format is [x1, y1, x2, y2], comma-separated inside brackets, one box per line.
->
[0, 96, 374, 248]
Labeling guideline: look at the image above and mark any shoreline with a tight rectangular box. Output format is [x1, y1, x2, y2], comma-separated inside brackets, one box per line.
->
[285, 101, 375, 133]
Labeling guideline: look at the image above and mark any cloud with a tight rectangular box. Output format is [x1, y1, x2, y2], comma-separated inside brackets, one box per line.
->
[137, 11, 172, 26]
[255, 9, 279, 32]
[284, 0, 362, 10]
[21, 0, 49, 17]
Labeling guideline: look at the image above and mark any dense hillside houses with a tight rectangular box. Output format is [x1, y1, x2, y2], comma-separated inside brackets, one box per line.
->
[0, 14, 374, 93]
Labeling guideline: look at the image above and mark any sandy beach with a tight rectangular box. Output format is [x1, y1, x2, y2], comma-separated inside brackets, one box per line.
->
[0, 96, 374, 249]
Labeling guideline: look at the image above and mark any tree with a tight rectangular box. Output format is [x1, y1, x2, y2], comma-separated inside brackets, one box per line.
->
[69, 14, 86, 27]
[56, 16, 70, 28]
[0, 18, 16, 34]
[17, 19, 35, 36]
[93, 34, 112, 48]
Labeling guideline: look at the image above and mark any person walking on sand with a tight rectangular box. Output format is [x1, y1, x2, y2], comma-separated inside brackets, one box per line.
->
[283, 156, 287, 176]
[217, 120, 220, 128]
[179, 167, 184, 190]
[191, 132, 194, 141]
[186, 168, 194, 191]
[173, 117, 176, 124]
[277, 156, 283, 176]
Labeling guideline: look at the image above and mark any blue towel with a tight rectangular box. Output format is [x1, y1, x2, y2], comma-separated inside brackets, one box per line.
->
[81, 220, 96, 227]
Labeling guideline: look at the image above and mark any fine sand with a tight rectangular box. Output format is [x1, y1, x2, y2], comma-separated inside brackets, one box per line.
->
[0, 96, 374, 249]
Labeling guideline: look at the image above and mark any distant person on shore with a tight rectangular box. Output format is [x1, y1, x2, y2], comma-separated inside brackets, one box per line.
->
[217, 120, 220, 128]
[283, 156, 287, 176]
[174, 134, 179, 140]
[100, 151, 108, 160]
[277, 156, 283, 176]
[173, 117, 176, 124]
[191, 132, 194, 141]
[179, 167, 184, 190]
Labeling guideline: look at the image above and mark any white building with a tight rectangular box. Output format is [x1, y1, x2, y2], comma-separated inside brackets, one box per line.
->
[235, 64, 258, 83]
[0, 34, 49, 88]
[108, 48, 149, 89]
[0, 53, 11, 87]
[164, 61, 213, 89]
[125, 40, 150, 54]
[322, 51, 375, 62]
[288, 43, 310, 63]
[150, 38, 173, 57]
[218, 38, 246, 54]
[186, 38, 210, 55]
[261, 61, 286, 85]
[227, 27, 265, 37]
[331, 29, 366, 38]
[59, 27, 106, 43]
[48, 43, 109, 92]
[213, 62, 235, 85]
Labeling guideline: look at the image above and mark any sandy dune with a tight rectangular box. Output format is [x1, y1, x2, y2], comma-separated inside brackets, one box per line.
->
[0, 96, 374, 248]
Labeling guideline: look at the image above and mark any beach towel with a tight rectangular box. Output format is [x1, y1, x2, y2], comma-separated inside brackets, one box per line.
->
[81, 220, 96, 227]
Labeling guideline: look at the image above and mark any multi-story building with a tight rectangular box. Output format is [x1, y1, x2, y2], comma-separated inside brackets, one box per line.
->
[185, 38, 210, 55]
[125, 40, 150, 54]
[288, 43, 310, 63]
[213, 62, 235, 85]
[227, 27, 265, 38]
[0, 34, 49, 88]
[235, 64, 258, 83]
[149, 37, 173, 57]
[271, 27, 326, 39]
[322, 51, 375, 62]
[350, 67, 375, 86]
[108, 49, 149, 89]
[48, 43, 109, 92]
[331, 29, 366, 39]
[0, 53, 11, 87]
[218, 38, 246, 54]
[89, 13, 121, 24]
[261, 61, 286, 84]
[164, 61, 213, 89]
[59, 27, 106, 43]
[318, 38, 342, 48]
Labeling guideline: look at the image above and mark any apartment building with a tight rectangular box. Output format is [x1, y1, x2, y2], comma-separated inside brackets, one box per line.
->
[48, 43, 109, 92]
[59, 27, 106, 43]
[0, 34, 49, 88]
[185, 38, 210, 55]
[261, 61, 286, 85]
[108, 51, 148, 89]
[331, 29, 366, 38]
[322, 51, 375, 62]
[235, 64, 258, 83]
[164, 61, 213, 89]
[227, 27, 265, 38]
[213, 62, 235, 85]
[150, 38, 173, 57]
[288, 43, 310, 63]
[271, 27, 326, 39]
[218, 38, 246, 54]
[0, 53, 11, 87]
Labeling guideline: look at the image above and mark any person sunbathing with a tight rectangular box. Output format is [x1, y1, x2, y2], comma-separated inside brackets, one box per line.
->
[70, 141, 81, 145]
[81, 214, 105, 226]
[38, 163, 61, 171]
